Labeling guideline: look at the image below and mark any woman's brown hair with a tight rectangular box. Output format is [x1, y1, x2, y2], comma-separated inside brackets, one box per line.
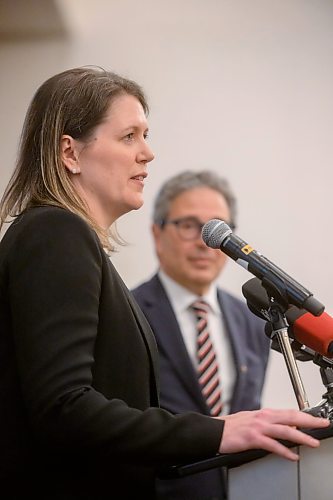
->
[0, 66, 149, 250]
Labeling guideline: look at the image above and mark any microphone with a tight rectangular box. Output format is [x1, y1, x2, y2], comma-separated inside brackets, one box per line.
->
[287, 307, 333, 358]
[201, 219, 324, 316]
[242, 277, 333, 358]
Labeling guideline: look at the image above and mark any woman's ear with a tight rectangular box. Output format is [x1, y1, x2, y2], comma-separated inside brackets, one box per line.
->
[61, 135, 81, 174]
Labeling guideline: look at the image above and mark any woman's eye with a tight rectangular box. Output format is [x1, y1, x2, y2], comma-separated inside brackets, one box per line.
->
[143, 132, 149, 140]
[124, 133, 134, 140]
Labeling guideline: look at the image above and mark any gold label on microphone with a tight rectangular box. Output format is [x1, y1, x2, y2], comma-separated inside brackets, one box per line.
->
[241, 244, 254, 255]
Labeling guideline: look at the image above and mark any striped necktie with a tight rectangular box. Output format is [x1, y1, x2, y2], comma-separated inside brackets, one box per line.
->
[191, 300, 223, 416]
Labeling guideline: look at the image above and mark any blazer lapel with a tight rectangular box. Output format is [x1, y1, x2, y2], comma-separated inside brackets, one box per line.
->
[107, 259, 160, 401]
[218, 290, 249, 413]
[142, 276, 207, 409]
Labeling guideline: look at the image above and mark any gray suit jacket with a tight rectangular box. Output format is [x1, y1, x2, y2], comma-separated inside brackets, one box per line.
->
[132, 274, 270, 499]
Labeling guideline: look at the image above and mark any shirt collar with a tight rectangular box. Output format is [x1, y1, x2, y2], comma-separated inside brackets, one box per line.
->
[158, 269, 220, 315]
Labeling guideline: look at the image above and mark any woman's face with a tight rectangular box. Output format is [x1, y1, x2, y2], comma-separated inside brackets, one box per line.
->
[69, 94, 154, 227]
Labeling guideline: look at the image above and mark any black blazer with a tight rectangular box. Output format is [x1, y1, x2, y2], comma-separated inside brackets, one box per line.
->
[132, 274, 270, 499]
[0, 207, 223, 499]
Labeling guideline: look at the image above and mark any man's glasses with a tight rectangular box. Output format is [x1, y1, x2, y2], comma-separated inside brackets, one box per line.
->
[160, 216, 236, 241]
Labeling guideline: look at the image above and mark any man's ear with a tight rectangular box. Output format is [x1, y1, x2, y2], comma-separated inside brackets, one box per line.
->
[152, 223, 164, 261]
[152, 223, 163, 248]
[60, 135, 80, 174]
[152, 223, 161, 238]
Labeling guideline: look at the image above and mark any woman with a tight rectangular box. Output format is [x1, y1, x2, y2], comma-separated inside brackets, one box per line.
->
[0, 67, 328, 499]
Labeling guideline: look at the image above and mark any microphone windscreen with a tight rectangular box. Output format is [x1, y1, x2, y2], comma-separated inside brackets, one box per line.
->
[291, 311, 333, 358]
[201, 219, 231, 248]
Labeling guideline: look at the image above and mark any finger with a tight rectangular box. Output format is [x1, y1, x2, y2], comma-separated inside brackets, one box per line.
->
[286, 412, 329, 429]
[256, 435, 300, 461]
[267, 423, 321, 448]
[259, 408, 330, 428]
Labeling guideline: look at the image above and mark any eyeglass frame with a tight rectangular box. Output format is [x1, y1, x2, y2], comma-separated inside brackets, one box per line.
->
[158, 216, 236, 241]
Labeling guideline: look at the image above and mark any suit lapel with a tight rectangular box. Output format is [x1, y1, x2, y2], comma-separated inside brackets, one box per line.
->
[142, 276, 208, 410]
[218, 290, 249, 413]
[127, 290, 162, 404]
[106, 258, 160, 402]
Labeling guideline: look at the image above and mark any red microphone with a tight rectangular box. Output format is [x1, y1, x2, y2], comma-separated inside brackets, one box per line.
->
[242, 277, 333, 358]
[286, 307, 333, 358]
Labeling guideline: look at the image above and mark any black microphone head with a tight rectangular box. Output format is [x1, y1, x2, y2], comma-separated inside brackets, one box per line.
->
[242, 277, 271, 321]
[201, 219, 232, 249]
[242, 277, 270, 310]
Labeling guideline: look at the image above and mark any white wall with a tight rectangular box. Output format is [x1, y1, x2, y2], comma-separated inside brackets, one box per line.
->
[1, 0, 333, 410]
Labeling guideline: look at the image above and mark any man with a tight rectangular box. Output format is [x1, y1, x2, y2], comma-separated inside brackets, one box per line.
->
[132, 170, 270, 500]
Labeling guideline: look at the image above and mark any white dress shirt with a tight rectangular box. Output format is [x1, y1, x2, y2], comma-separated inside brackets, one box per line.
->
[158, 270, 236, 415]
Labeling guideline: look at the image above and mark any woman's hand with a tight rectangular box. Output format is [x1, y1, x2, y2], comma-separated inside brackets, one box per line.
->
[217, 408, 330, 461]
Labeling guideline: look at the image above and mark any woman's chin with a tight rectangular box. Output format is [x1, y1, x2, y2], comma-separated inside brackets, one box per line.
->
[131, 195, 144, 211]
[119, 196, 144, 217]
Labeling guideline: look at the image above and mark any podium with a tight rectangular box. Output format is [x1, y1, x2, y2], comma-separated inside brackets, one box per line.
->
[228, 432, 333, 500]
[159, 426, 333, 500]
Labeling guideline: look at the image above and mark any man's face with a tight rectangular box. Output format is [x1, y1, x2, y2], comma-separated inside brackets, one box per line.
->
[153, 187, 232, 295]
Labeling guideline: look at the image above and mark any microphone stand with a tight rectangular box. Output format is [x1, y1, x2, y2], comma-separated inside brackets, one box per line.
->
[298, 352, 333, 419]
[266, 300, 310, 411]
[271, 332, 333, 419]
[243, 276, 333, 419]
